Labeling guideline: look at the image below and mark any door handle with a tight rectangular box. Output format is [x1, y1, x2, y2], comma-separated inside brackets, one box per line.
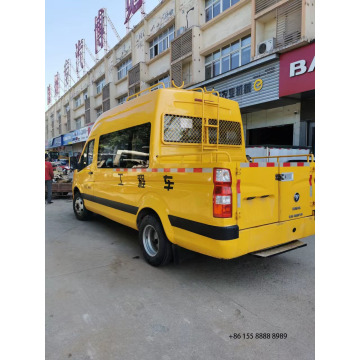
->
[88, 171, 93, 175]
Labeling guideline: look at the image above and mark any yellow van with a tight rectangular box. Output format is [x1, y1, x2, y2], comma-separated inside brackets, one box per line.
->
[72, 84, 315, 266]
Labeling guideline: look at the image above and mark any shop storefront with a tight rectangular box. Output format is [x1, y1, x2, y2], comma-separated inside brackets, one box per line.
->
[192, 54, 303, 147]
[279, 42, 315, 152]
[46, 123, 94, 159]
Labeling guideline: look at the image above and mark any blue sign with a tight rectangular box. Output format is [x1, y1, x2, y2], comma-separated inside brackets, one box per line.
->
[63, 132, 74, 145]
[53, 136, 63, 147]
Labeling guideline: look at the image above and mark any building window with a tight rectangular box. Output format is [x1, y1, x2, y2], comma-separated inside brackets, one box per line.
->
[65, 104, 70, 113]
[83, 90, 88, 100]
[117, 95, 128, 104]
[117, 58, 132, 80]
[96, 78, 105, 94]
[149, 25, 175, 59]
[205, 35, 251, 80]
[96, 107, 103, 118]
[150, 74, 171, 90]
[75, 118, 82, 130]
[74, 96, 82, 108]
[205, 0, 240, 22]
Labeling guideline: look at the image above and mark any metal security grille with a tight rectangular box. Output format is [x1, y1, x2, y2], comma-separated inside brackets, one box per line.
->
[171, 63, 182, 87]
[85, 109, 91, 124]
[128, 63, 140, 86]
[164, 115, 202, 143]
[164, 115, 242, 145]
[103, 98, 110, 112]
[102, 83, 110, 100]
[171, 28, 192, 63]
[208, 119, 242, 145]
[255, 0, 281, 14]
[85, 97, 90, 110]
[276, 0, 302, 48]
[66, 111, 71, 131]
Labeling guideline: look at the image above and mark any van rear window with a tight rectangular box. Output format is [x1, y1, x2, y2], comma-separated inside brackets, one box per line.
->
[163, 114, 242, 145]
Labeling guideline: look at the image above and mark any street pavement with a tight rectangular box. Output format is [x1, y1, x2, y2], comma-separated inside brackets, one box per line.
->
[46, 198, 315, 360]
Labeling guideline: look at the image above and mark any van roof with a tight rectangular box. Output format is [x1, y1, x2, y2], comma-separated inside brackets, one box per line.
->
[90, 87, 239, 138]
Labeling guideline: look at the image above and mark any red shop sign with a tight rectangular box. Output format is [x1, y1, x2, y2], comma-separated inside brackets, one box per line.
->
[279, 42, 315, 97]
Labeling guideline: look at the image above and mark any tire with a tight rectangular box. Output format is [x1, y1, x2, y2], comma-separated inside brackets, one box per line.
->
[138, 215, 173, 266]
[73, 191, 92, 221]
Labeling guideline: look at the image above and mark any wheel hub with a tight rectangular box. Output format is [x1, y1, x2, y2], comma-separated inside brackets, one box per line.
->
[143, 224, 159, 257]
[75, 197, 84, 215]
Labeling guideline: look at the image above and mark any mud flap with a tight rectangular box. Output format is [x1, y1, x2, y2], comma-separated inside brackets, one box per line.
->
[251, 240, 307, 258]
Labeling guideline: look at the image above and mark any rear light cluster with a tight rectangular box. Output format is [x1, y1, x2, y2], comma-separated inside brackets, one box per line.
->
[213, 168, 232, 218]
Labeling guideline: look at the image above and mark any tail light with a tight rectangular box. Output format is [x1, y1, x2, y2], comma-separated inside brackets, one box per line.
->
[213, 168, 232, 218]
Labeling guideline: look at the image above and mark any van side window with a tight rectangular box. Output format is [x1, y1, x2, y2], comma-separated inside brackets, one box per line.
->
[97, 123, 151, 169]
[78, 139, 95, 171]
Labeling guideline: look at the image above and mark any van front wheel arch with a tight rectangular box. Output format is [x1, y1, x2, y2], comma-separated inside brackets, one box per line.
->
[138, 215, 173, 267]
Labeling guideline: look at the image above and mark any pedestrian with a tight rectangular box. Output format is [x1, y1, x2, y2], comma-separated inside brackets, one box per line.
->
[45, 153, 54, 204]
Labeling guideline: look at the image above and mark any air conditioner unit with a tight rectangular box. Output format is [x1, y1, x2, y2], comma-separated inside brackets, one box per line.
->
[256, 38, 276, 56]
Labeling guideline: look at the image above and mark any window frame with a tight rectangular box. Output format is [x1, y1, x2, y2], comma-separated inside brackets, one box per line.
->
[149, 25, 175, 60]
[117, 58, 132, 80]
[96, 107, 103, 118]
[96, 78, 105, 94]
[205, 35, 251, 80]
[205, 0, 240, 22]
[117, 94, 128, 105]
[78, 139, 95, 172]
[149, 74, 171, 90]
[97, 122, 151, 169]
[74, 96, 82, 108]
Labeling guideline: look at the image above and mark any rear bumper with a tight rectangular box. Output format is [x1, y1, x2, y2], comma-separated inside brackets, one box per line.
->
[173, 215, 315, 259]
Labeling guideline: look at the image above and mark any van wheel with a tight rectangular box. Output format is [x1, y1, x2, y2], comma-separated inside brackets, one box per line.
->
[73, 192, 92, 221]
[139, 215, 173, 266]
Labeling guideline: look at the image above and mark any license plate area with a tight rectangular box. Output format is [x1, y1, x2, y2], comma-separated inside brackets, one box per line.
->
[275, 172, 294, 182]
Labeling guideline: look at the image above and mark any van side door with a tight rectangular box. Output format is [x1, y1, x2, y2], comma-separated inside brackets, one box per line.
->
[76, 139, 96, 210]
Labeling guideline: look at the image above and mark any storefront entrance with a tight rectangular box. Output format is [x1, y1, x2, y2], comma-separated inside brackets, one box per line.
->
[247, 124, 294, 146]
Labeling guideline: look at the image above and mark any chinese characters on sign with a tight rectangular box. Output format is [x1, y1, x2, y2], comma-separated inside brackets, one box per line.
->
[124, 0, 143, 25]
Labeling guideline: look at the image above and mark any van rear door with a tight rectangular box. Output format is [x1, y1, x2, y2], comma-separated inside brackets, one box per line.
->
[236, 161, 314, 230]
[236, 163, 279, 230]
[277, 163, 314, 222]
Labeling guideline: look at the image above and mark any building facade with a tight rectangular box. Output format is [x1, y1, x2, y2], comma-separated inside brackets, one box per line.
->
[45, 0, 315, 157]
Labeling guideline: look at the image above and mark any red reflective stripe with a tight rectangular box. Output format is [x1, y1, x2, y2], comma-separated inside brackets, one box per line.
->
[141, 168, 147, 172]
[249, 163, 258, 167]
[164, 168, 170, 172]
[298, 162, 304, 167]
[194, 168, 202, 173]
[309, 174, 312, 186]
[283, 163, 290, 167]
[178, 168, 185, 172]
[236, 180, 240, 194]
[267, 162, 275, 167]
[151, 168, 158, 172]
[132, 168, 137, 172]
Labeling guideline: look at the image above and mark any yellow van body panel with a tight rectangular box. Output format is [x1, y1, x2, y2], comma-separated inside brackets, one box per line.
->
[72, 87, 315, 260]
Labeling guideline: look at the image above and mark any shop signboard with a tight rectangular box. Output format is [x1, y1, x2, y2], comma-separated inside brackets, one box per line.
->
[279, 42, 315, 97]
[63, 132, 74, 145]
[203, 60, 280, 108]
[52, 136, 63, 147]
[72, 124, 94, 143]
